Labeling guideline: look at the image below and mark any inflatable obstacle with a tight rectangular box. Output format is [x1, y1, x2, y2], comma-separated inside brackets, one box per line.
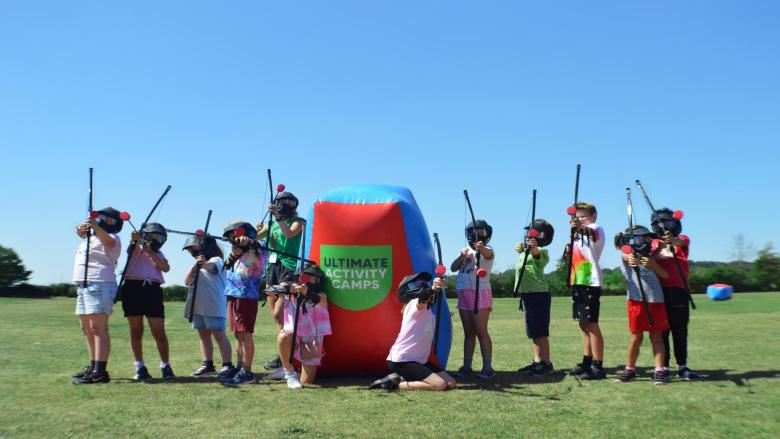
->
[707, 283, 733, 301]
[304, 184, 452, 375]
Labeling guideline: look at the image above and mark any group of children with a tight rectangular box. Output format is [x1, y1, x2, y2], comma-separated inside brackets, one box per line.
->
[71, 196, 699, 391]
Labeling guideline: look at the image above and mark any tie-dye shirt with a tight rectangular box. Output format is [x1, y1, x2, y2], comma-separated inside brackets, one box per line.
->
[224, 247, 268, 300]
[570, 223, 605, 287]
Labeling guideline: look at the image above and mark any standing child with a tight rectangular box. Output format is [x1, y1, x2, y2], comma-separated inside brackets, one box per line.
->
[220, 221, 268, 386]
[651, 208, 700, 380]
[257, 191, 304, 371]
[566, 202, 607, 380]
[182, 235, 234, 379]
[71, 207, 123, 384]
[372, 272, 456, 391]
[614, 227, 671, 385]
[515, 219, 555, 376]
[451, 220, 496, 379]
[120, 223, 174, 381]
[275, 264, 332, 389]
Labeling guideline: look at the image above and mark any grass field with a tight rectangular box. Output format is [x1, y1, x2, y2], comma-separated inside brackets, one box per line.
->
[1, 293, 778, 438]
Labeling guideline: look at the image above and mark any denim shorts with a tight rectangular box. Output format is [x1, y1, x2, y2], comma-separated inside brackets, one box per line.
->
[192, 314, 227, 331]
[75, 282, 117, 315]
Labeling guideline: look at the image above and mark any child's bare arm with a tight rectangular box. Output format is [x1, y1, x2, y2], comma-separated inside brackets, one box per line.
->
[641, 257, 669, 279]
[144, 245, 170, 272]
[87, 220, 117, 249]
[451, 248, 469, 271]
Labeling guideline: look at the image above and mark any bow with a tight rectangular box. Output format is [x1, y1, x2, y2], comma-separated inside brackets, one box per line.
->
[624, 188, 654, 328]
[188, 210, 213, 323]
[432, 233, 447, 355]
[82, 168, 94, 288]
[565, 164, 581, 290]
[463, 189, 485, 315]
[513, 189, 537, 311]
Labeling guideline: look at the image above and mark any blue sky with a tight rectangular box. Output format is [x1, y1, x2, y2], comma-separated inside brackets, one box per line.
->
[1, 1, 778, 285]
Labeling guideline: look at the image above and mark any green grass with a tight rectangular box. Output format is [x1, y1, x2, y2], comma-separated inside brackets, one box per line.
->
[1, 293, 778, 438]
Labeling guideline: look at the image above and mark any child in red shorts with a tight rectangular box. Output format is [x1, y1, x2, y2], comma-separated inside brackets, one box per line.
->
[614, 227, 671, 385]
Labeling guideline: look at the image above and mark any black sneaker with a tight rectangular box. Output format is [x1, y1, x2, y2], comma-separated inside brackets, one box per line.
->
[577, 365, 606, 380]
[133, 366, 152, 381]
[677, 367, 700, 381]
[192, 363, 217, 376]
[161, 364, 176, 381]
[223, 369, 256, 386]
[217, 365, 238, 382]
[369, 373, 401, 391]
[74, 370, 110, 384]
[653, 369, 669, 385]
[529, 362, 554, 376]
[72, 365, 92, 379]
[569, 363, 586, 376]
[614, 369, 638, 382]
[518, 361, 540, 373]
[452, 366, 474, 378]
[264, 356, 282, 370]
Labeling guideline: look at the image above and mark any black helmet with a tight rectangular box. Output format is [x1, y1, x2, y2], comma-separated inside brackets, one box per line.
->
[465, 219, 493, 246]
[96, 207, 124, 234]
[141, 223, 167, 251]
[182, 234, 218, 257]
[397, 271, 435, 304]
[620, 225, 656, 256]
[526, 219, 554, 247]
[275, 192, 299, 218]
[651, 208, 682, 237]
[223, 221, 258, 240]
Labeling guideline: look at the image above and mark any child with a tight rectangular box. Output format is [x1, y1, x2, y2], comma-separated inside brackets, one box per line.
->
[274, 264, 332, 389]
[651, 208, 700, 380]
[374, 272, 456, 391]
[566, 202, 607, 380]
[614, 227, 671, 385]
[514, 219, 555, 376]
[182, 235, 234, 379]
[219, 221, 268, 386]
[451, 220, 495, 379]
[256, 191, 304, 371]
[120, 223, 174, 381]
[71, 207, 123, 384]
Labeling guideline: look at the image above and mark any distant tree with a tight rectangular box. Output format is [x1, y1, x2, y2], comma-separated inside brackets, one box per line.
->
[729, 233, 755, 262]
[752, 243, 780, 291]
[0, 246, 32, 288]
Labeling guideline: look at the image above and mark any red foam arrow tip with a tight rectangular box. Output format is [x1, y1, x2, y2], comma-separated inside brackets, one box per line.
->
[621, 245, 633, 254]
[566, 206, 577, 216]
[299, 273, 310, 283]
[195, 229, 204, 235]
[276, 184, 286, 192]
[234, 228, 246, 237]
[435, 265, 446, 276]
[476, 268, 488, 278]
[529, 229, 539, 237]
[119, 211, 131, 221]
[89, 211, 100, 219]
[673, 210, 684, 220]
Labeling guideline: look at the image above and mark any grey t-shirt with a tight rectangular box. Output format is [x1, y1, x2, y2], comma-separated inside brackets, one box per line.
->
[184, 257, 227, 319]
[620, 260, 664, 303]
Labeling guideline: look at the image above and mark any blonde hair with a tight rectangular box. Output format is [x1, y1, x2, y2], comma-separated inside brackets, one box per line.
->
[575, 202, 597, 216]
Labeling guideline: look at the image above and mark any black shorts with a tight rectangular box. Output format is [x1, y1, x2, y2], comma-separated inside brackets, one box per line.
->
[387, 360, 442, 382]
[521, 292, 551, 339]
[121, 280, 165, 318]
[264, 262, 296, 288]
[572, 285, 601, 323]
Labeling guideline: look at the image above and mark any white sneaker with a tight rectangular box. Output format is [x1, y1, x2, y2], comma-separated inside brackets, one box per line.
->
[264, 367, 285, 380]
[286, 373, 302, 389]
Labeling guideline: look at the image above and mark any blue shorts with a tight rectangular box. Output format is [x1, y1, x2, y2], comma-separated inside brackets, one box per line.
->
[192, 315, 227, 331]
[75, 282, 117, 315]
[521, 292, 551, 339]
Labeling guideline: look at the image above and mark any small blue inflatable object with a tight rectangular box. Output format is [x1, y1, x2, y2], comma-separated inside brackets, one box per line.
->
[707, 284, 733, 301]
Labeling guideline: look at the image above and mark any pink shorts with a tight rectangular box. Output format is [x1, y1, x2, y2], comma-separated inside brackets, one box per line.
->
[288, 335, 325, 366]
[457, 289, 493, 311]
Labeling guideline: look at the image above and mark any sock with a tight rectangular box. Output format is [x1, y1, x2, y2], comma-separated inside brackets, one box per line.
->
[95, 361, 107, 373]
[482, 361, 493, 371]
[284, 368, 296, 377]
[655, 367, 665, 372]
[134, 360, 144, 369]
[90, 360, 96, 371]
[236, 362, 243, 371]
[593, 360, 603, 369]
[160, 361, 170, 369]
[582, 356, 593, 367]
[221, 362, 233, 368]
[625, 366, 636, 372]
[463, 359, 473, 370]
[203, 360, 214, 368]
[678, 364, 687, 371]
[242, 366, 251, 374]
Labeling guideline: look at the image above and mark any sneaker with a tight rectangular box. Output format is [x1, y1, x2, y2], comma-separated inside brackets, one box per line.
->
[264, 367, 286, 380]
[224, 369, 256, 386]
[653, 369, 669, 385]
[369, 373, 401, 391]
[568, 363, 587, 376]
[192, 363, 217, 377]
[577, 365, 606, 380]
[518, 361, 540, 373]
[529, 362, 554, 376]
[285, 372, 303, 389]
[614, 369, 638, 382]
[161, 364, 176, 381]
[217, 365, 238, 382]
[677, 367, 701, 381]
[264, 356, 282, 370]
[133, 366, 152, 381]
[74, 370, 110, 384]
[452, 366, 474, 378]
[72, 365, 92, 379]
[476, 368, 496, 379]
